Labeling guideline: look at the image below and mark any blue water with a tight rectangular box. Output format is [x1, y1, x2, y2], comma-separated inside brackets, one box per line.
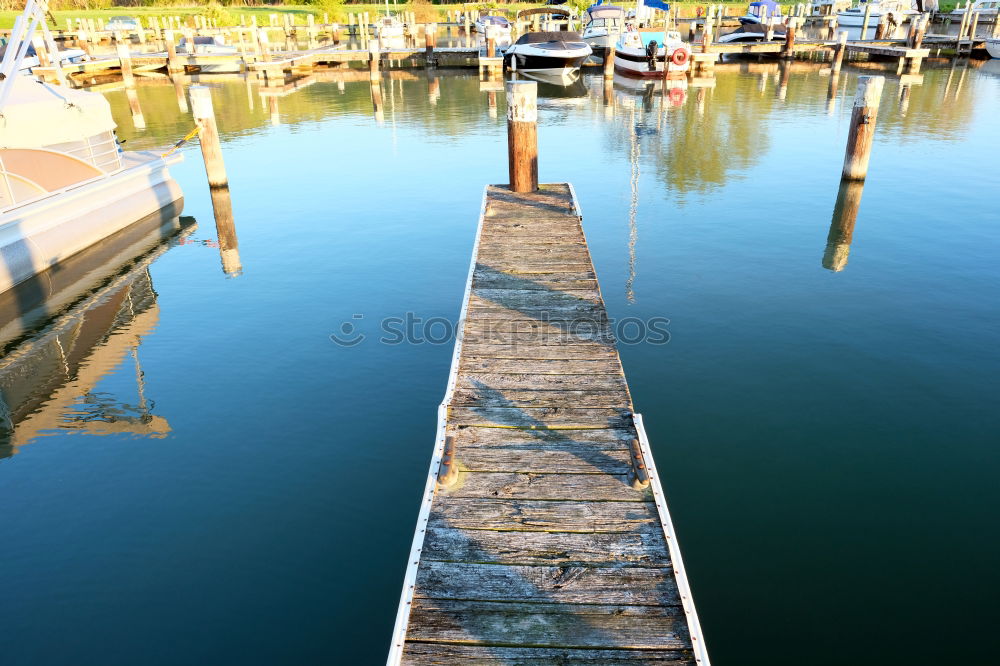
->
[1, 61, 998, 664]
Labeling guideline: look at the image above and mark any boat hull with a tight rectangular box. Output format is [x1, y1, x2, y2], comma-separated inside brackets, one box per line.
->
[508, 53, 590, 72]
[988, 38, 1000, 58]
[0, 153, 184, 295]
[613, 46, 691, 77]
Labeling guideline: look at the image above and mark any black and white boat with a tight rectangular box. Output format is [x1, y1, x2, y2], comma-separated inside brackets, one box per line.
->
[503, 31, 592, 77]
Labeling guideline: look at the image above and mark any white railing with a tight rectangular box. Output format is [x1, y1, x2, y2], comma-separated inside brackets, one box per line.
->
[0, 0, 65, 111]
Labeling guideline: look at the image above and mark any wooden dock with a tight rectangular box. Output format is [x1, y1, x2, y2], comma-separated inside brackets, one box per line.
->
[389, 184, 707, 664]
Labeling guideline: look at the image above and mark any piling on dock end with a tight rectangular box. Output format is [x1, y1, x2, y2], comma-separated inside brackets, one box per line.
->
[388, 184, 708, 665]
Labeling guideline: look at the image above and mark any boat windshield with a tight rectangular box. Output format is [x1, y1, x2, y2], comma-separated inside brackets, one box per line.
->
[587, 18, 622, 28]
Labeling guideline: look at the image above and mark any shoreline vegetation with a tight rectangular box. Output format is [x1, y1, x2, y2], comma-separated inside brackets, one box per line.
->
[0, 1, 964, 31]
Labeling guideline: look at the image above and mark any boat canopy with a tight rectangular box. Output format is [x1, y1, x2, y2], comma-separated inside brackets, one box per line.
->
[0, 78, 115, 149]
[513, 30, 585, 45]
[646, 0, 671, 11]
[748, 0, 781, 16]
[587, 4, 625, 18]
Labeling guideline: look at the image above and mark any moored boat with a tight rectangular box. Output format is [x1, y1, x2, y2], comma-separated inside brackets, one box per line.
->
[176, 35, 240, 73]
[613, 26, 691, 77]
[949, 0, 999, 16]
[837, 0, 917, 27]
[987, 37, 1000, 58]
[0, 0, 183, 296]
[376, 11, 405, 39]
[503, 31, 592, 76]
[582, 4, 626, 50]
[474, 15, 512, 37]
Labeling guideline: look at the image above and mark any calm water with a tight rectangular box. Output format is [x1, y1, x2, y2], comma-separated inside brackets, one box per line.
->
[2, 60, 999, 664]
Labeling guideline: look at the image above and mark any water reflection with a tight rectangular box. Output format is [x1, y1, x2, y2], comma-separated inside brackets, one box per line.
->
[823, 181, 865, 272]
[0, 214, 193, 458]
[210, 186, 242, 277]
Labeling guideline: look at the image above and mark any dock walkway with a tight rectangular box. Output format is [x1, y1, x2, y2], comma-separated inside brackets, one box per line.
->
[389, 184, 707, 664]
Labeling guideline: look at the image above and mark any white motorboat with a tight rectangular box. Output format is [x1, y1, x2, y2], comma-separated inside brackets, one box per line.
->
[376, 11, 405, 39]
[987, 37, 1000, 58]
[718, 22, 787, 43]
[474, 15, 512, 37]
[950, 0, 999, 16]
[0, 0, 183, 296]
[503, 31, 592, 76]
[739, 0, 784, 24]
[176, 35, 240, 73]
[582, 4, 626, 50]
[613, 26, 691, 77]
[837, 0, 917, 27]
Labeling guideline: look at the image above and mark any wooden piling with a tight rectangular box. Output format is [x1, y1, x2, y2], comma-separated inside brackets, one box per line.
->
[425, 23, 437, 64]
[115, 38, 135, 87]
[842, 76, 884, 181]
[832, 30, 847, 74]
[604, 45, 615, 79]
[369, 40, 380, 80]
[162, 29, 182, 73]
[189, 86, 228, 189]
[783, 25, 796, 59]
[506, 81, 538, 193]
[861, 3, 872, 39]
[913, 14, 928, 50]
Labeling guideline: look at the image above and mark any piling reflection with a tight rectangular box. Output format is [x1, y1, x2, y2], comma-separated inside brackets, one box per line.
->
[210, 186, 242, 277]
[370, 81, 385, 124]
[0, 213, 193, 458]
[125, 86, 146, 130]
[823, 180, 865, 272]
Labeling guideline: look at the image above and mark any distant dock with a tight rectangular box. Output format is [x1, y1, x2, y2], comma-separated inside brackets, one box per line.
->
[388, 184, 708, 664]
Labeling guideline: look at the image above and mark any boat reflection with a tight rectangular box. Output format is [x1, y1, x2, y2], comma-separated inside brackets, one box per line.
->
[0, 210, 194, 459]
[517, 70, 589, 98]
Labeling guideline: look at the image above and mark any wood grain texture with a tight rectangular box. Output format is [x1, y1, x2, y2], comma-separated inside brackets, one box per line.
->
[405, 599, 691, 650]
[422, 525, 669, 566]
[429, 498, 662, 533]
[414, 562, 679, 606]
[403, 642, 695, 665]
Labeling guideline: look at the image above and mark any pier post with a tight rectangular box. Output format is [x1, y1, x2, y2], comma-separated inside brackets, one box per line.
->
[832, 31, 847, 74]
[604, 45, 616, 79]
[841, 75, 884, 181]
[115, 38, 135, 87]
[861, 3, 872, 39]
[163, 30, 184, 74]
[913, 14, 928, 50]
[506, 81, 538, 193]
[369, 40, 381, 81]
[783, 25, 796, 59]
[190, 86, 229, 189]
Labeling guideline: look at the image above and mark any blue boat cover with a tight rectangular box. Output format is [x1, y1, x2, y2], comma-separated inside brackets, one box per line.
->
[749, 0, 781, 15]
[645, 0, 671, 10]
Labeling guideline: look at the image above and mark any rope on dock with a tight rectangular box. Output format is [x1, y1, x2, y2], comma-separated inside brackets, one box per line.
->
[160, 126, 201, 158]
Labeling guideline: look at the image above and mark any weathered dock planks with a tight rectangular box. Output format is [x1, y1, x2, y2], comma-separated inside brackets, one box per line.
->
[389, 184, 708, 665]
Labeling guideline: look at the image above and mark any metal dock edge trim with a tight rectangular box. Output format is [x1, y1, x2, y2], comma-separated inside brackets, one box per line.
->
[386, 185, 490, 666]
[634, 412, 712, 666]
